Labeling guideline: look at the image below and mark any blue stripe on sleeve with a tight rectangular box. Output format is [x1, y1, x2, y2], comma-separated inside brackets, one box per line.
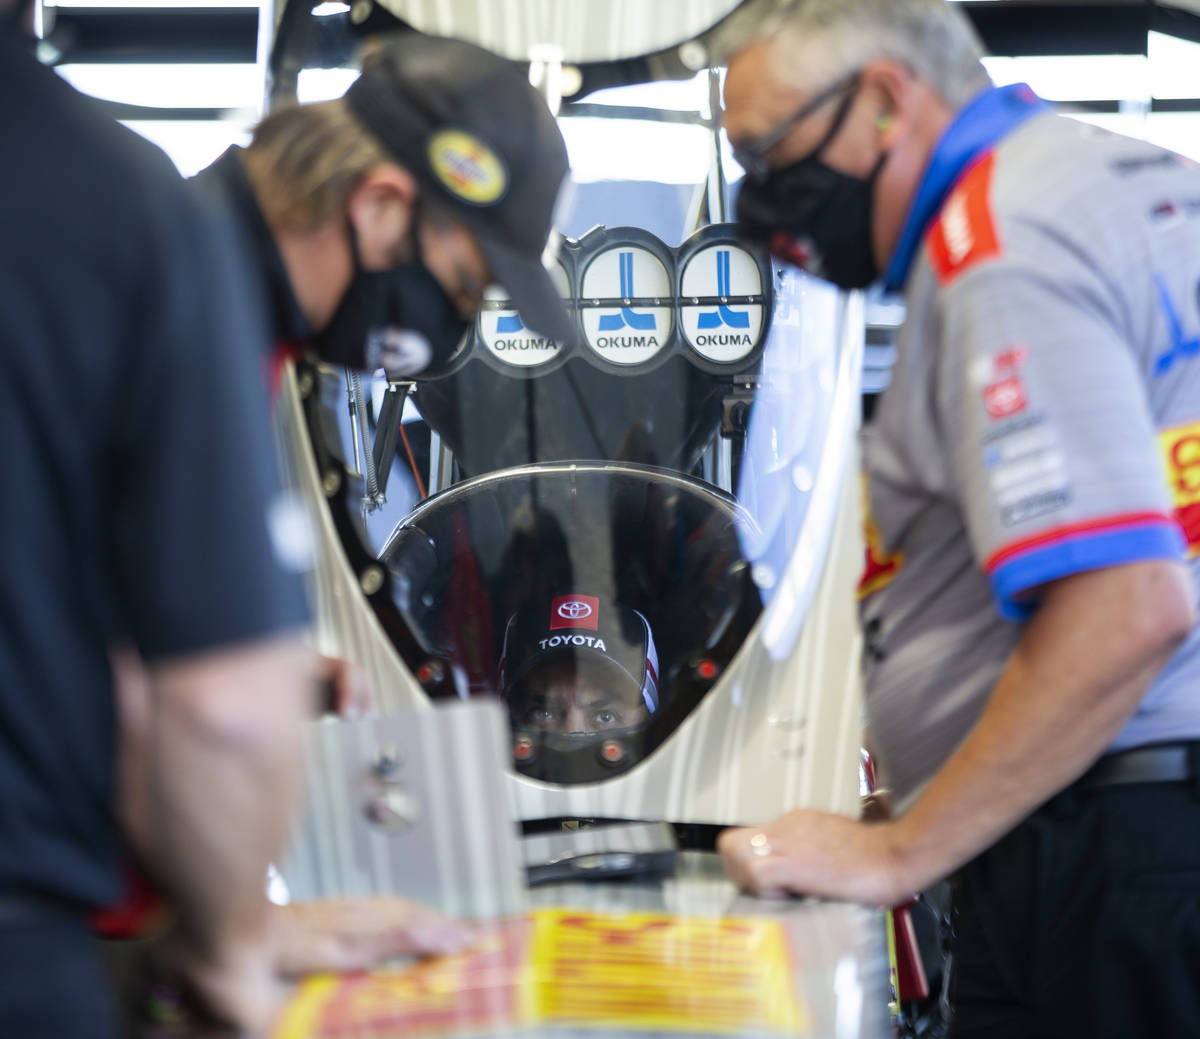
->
[989, 524, 1187, 622]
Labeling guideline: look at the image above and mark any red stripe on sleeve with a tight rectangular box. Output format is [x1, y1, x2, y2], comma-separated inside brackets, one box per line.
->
[984, 512, 1178, 573]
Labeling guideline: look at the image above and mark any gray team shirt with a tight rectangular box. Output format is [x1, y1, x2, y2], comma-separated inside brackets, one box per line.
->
[862, 105, 1200, 808]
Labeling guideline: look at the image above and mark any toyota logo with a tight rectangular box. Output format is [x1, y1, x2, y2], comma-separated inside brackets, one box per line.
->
[557, 601, 593, 621]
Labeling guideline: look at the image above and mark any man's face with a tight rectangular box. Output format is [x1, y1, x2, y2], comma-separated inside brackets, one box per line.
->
[723, 39, 877, 181]
[515, 660, 648, 735]
[346, 170, 491, 321]
[724, 39, 949, 281]
[416, 217, 491, 321]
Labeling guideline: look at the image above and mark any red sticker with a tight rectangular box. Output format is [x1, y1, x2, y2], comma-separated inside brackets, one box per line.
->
[992, 346, 1027, 373]
[550, 594, 600, 631]
[983, 377, 1027, 420]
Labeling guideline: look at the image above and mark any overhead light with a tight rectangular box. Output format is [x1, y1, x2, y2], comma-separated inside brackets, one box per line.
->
[297, 67, 360, 103]
[57, 63, 261, 109]
[983, 54, 1149, 102]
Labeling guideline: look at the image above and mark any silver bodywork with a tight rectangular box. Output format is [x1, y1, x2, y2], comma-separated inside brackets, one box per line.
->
[274, 291, 866, 829]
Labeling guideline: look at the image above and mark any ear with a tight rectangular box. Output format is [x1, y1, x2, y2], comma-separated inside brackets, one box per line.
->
[860, 58, 913, 150]
[345, 162, 419, 270]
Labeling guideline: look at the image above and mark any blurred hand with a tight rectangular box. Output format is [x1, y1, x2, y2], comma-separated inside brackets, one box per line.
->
[273, 897, 478, 977]
[717, 809, 905, 908]
[316, 655, 374, 718]
[860, 788, 893, 823]
[139, 928, 283, 1039]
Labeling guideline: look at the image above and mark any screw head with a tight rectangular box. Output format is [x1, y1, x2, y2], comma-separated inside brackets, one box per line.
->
[359, 565, 384, 596]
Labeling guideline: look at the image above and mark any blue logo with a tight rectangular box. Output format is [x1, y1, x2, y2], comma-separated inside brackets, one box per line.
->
[697, 249, 750, 330]
[598, 252, 657, 331]
[496, 312, 525, 334]
[1154, 274, 1200, 377]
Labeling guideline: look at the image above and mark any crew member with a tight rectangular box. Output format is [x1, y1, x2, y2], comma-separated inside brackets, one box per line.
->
[717, 2, 1200, 1034]
[190, 31, 573, 713]
[1, 6, 312, 1034]
[191, 31, 573, 380]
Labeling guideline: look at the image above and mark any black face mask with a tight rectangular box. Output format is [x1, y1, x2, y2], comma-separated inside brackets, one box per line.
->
[736, 92, 888, 291]
[313, 219, 470, 376]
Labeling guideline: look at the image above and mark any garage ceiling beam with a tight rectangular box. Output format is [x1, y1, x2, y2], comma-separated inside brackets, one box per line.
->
[50, 6, 260, 63]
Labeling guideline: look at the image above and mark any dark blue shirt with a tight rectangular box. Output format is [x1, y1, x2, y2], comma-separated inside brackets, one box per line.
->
[0, 32, 308, 909]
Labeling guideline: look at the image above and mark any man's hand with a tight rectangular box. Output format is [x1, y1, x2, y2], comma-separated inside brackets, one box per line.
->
[718, 812, 905, 907]
[273, 898, 478, 976]
[720, 560, 1194, 907]
[140, 926, 285, 1037]
[316, 654, 375, 717]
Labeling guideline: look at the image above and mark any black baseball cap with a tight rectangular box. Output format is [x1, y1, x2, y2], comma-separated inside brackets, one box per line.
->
[499, 594, 660, 714]
[344, 33, 573, 343]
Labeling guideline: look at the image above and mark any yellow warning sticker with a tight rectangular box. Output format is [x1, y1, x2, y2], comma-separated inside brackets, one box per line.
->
[272, 916, 533, 1039]
[273, 909, 808, 1037]
[528, 909, 807, 1035]
[427, 129, 508, 205]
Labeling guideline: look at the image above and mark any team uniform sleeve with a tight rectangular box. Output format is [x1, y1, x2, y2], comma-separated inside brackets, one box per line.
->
[110, 179, 311, 660]
[934, 233, 1186, 622]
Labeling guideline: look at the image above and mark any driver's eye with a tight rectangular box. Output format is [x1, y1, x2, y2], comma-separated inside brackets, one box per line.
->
[592, 709, 619, 728]
[526, 706, 558, 728]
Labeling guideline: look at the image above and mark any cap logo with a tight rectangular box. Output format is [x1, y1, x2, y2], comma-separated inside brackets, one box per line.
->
[427, 129, 508, 206]
[550, 594, 600, 631]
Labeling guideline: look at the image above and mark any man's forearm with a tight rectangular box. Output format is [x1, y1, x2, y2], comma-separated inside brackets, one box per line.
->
[888, 560, 1195, 895]
[145, 638, 313, 960]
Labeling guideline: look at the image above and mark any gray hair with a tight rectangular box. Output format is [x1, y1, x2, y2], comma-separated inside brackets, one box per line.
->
[764, 0, 992, 111]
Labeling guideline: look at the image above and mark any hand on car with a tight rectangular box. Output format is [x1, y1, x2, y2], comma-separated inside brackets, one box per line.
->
[139, 926, 284, 1038]
[718, 808, 906, 908]
[316, 654, 374, 717]
[272, 896, 479, 976]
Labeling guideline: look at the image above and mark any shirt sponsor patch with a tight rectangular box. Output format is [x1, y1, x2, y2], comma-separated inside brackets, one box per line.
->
[1160, 419, 1200, 557]
[1153, 274, 1200, 378]
[981, 415, 1070, 525]
[982, 376, 1027, 420]
[858, 476, 904, 600]
[982, 423, 1055, 469]
[1001, 488, 1072, 527]
[970, 345, 1028, 387]
[927, 152, 1002, 285]
[1111, 151, 1189, 177]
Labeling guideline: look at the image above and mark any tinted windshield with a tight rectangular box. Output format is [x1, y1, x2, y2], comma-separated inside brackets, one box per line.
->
[295, 81, 856, 787]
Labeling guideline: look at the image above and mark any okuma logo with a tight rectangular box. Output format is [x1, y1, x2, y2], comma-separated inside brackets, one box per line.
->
[482, 305, 561, 367]
[490, 311, 557, 351]
[697, 249, 751, 332]
[681, 244, 762, 362]
[599, 251, 657, 333]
